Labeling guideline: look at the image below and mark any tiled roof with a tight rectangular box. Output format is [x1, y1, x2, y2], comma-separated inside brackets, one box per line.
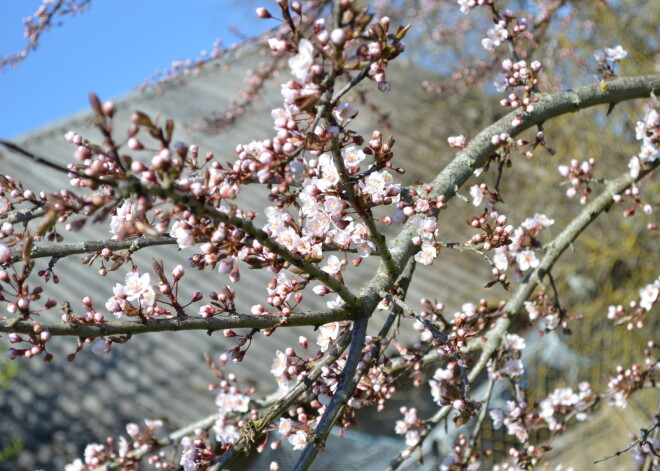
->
[0, 44, 499, 470]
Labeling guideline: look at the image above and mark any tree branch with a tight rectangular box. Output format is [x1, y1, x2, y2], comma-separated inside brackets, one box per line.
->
[294, 315, 369, 471]
[9, 235, 177, 264]
[0, 307, 356, 338]
[384, 158, 659, 470]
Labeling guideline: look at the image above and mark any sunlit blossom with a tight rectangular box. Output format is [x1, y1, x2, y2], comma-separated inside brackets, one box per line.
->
[288, 39, 314, 82]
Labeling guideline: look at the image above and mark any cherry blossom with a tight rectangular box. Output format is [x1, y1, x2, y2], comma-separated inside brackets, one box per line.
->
[105, 270, 156, 318]
[109, 200, 137, 238]
[316, 321, 340, 352]
[288, 39, 315, 83]
[288, 430, 308, 450]
[1, 1, 659, 470]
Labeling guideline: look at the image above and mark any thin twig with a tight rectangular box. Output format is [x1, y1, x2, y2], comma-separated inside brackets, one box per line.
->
[594, 415, 660, 464]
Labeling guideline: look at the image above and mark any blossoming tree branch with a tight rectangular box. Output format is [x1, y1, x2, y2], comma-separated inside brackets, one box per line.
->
[0, 0, 658, 470]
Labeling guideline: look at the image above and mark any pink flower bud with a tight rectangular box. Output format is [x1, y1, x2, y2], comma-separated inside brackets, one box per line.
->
[256, 7, 271, 18]
[330, 28, 346, 45]
[0, 245, 10, 263]
[128, 137, 144, 150]
[102, 100, 116, 117]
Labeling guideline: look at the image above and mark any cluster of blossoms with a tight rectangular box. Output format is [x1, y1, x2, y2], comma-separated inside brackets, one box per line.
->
[412, 214, 439, 265]
[538, 383, 596, 431]
[64, 127, 126, 189]
[490, 333, 526, 379]
[437, 434, 483, 470]
[612, 183, 653, 218]
[594, 44, 628, 79]
[557, 159, 595, 204]
[264, 145, 398, 262]
[490, 398, 530, 442]
[467, 209, 514, 253]
[490, 383, 595, 447]
[495, 59, 541, 94]
[429, 361, 481, 424]
[64, 420, 166, 471]
[491, 213, 554, 276]
[607, 275, 659, 329]
[495, 59, 542, 127]
[411, 299, 447, 345]
[179, 435, 217, 471]
[447, 133, 468, 151]
[605, 343, 658, 408]
[105, 270, 157, 318]
[461, 5, 529, 53]
[523, 292, 569, 333]
[213, 386, 251, 445]
[629, 105, 660, 178]
[481, 21, 509, 52]
[394, 407, 423, 450]
[270, 322, 343, 397]
[276, 416, 310, 451]
[409, 299, 504, 363]
[249, 271, 308, 316]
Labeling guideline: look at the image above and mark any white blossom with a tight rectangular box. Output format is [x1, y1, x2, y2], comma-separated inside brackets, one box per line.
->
[414, 241, 437, 265]
[288, 430, 308, 450]
[288, 39, 315, 82]
[605, 45, 628, 62]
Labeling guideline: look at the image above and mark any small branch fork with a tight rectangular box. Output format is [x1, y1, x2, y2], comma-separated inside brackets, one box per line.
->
[594, 415, 660, 465]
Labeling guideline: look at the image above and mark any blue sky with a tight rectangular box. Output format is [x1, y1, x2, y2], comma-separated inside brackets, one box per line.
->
[0, 0, 267, 138]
